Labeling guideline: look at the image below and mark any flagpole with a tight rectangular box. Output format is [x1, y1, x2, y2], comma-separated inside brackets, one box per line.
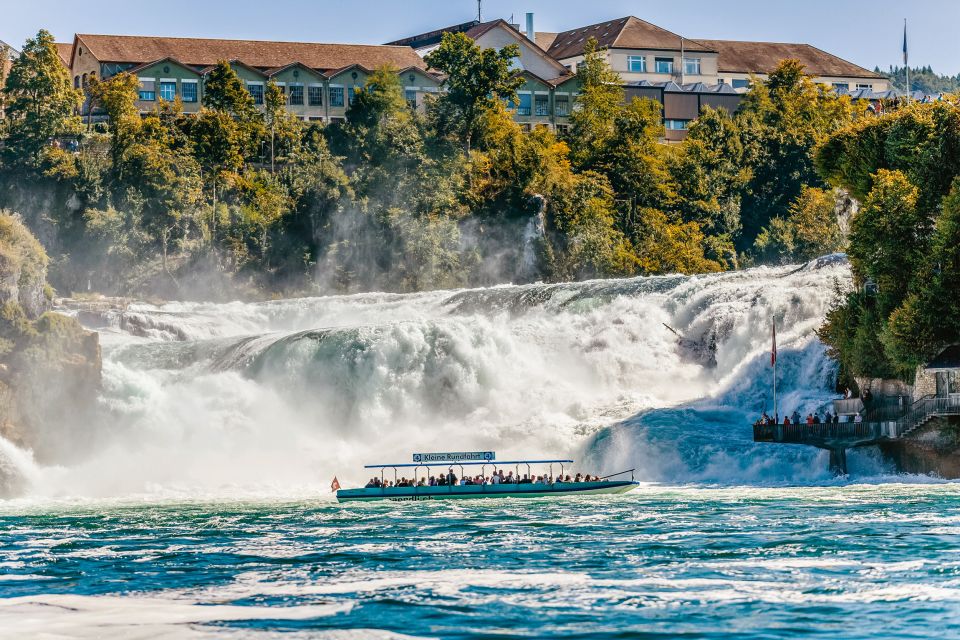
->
[904, 19, 911, 102]
[772, 317, 778, 422]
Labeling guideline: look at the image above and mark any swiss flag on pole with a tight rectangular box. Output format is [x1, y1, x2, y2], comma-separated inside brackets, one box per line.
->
[331, 476, 341, 492]
[771, 321, 777, 366]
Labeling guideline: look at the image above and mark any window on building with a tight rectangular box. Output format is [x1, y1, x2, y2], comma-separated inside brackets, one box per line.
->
[138, 79, 156, 101]
[308, 85, 322, 106]
[718, 78, 726, 85]
[514, 93, 532, 116]
[405, 89, 417, 109]
[655, 58, 674, 74]
[683, 58, 701, 76]
[247, 83, 264, 105]
[348, 87, 356, 106]
[856, 83, 873, 91]
[627, 55, 646, 72]
[535, 94, 549, 116]
[159, 81, 177, 102]
[329, 87, 344, 108]
[308, 116, 324, 122]
[289, 84, 304, 106]
[74, 76, 80, 89]
[330, 116, 346, 124]
[181, 82, 197, 103]
[664, 119, 690, 130]
[732, 78, 750, 89]
[555, 124, 570, 136]
[555, 94, 570, 117]
[832, 82, 850, 92]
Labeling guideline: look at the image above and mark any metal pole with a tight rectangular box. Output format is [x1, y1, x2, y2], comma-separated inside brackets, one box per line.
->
[773, 316, 778, 422]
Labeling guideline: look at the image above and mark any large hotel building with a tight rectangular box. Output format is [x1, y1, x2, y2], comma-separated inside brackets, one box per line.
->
[51, 13, 890, 140]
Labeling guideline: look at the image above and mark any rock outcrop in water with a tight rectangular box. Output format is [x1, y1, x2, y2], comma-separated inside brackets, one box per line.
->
[0, 213, 101, 489]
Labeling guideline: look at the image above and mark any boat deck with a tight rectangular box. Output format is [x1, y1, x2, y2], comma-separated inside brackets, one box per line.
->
[337, 480, 637, 502]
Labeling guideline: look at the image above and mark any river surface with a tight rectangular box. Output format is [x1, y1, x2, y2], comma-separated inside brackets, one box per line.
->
[3, 485, 960, 638]
[3, 257, 957, 637]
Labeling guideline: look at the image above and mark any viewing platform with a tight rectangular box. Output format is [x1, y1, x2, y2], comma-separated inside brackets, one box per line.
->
[754, 395, 960, 474]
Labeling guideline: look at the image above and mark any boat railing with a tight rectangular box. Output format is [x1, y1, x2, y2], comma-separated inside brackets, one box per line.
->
[600, 468, 636, 482]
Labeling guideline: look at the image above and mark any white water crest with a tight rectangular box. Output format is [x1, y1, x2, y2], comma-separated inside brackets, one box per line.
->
[3, 256, 854, 499]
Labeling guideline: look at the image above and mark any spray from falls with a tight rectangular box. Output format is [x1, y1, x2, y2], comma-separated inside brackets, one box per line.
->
[0, 257, 853, 499]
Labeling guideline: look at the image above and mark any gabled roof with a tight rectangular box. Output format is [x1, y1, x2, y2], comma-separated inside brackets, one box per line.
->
[264, 60, 326, 79]
[55, 43, 72, 67]
[547, 16, 714, 60]
[694, 39, 885, 79]
[385, 20, 481, 49]
[199, 59, 267, 78]
[927, 345, 960, 371]
[126, 56, 201, 76]
[534, 32, 559, 51]
[74, 34, 426, 73]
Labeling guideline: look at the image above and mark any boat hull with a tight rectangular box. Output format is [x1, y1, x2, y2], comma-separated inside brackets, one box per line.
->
[336, 480, 638, 502]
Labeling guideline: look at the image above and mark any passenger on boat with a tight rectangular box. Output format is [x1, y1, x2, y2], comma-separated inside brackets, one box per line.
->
[447, 469, 458, 485]
[825, 411, 833, 423]
[791, 410, 801, 424]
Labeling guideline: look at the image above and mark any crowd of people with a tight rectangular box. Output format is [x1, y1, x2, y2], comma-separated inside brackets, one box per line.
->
[364, 469, 602, 489]
[755, 409, 864, 427]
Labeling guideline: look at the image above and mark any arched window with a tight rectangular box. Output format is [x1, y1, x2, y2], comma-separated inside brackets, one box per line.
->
[82, 73, 87, 87]
[74, 76, 80, 89]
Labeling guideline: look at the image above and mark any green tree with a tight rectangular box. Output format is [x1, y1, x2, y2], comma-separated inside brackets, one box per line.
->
[568, 38, 624, 168]
[753, 186, 845, 264]
[1, 29, 82, 164]
[424, 32, 523, 152]
[847, 169, 929, 315]
[736, 59, 859, 249]
[263, 79, 300, 172]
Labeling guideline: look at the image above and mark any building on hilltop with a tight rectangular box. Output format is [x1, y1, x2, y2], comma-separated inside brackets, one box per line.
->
[693, 39, 889, 92]
[48, 11, 895, 139]
[67, 33, 439, 122]
[387, 17, 579, 133]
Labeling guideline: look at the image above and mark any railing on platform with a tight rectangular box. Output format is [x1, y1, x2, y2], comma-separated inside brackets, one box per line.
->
[755, 395, 960, 444]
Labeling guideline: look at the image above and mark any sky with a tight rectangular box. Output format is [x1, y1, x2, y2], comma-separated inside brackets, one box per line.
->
[3, 0, 959, 75]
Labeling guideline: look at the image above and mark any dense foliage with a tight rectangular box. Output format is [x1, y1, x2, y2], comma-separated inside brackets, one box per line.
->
[816, 100, 960, 381]
[0, 31, 868, 299]
[880, 65, 960, 96]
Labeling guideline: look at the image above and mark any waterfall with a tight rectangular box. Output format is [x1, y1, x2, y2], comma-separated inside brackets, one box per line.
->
[1, 257, 852, 499]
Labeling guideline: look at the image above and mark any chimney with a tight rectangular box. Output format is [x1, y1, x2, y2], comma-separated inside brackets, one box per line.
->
[525, 13, 535, 41]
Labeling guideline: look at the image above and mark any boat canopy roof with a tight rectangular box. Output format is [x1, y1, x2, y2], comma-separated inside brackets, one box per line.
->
[364, 459, 574, 469]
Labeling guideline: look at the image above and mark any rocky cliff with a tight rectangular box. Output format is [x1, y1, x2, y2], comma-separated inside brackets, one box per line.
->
[878, 417, 960, 478]
[0, 212, 101, 487]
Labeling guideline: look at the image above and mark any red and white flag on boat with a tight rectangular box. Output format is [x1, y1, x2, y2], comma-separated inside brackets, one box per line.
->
[771, 321, 777, 366]
[331, 476, 341, 492]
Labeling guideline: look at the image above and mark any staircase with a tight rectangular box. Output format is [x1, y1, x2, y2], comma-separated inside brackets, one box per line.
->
[894, 395, 960, 438]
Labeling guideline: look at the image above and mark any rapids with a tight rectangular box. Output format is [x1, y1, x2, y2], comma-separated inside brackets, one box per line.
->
[2, 256, 855, 499]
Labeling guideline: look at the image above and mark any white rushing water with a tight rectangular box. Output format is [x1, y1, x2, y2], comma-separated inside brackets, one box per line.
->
[1, 256, 855, 500]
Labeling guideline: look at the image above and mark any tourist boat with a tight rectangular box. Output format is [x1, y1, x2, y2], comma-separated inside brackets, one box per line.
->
[335, 451, 639, 502]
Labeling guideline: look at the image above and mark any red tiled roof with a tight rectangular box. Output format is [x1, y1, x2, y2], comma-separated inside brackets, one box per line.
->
[55, 43, 72, 68]
[547, 16, 713, 60]
[695, 39, 885, 79]
[74, 34, 426, 73]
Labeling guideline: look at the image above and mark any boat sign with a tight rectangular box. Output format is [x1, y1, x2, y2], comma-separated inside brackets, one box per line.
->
[412, 451, 495, 464]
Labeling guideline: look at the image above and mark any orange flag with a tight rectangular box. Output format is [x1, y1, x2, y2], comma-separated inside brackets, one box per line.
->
[331, 476, 341, 492]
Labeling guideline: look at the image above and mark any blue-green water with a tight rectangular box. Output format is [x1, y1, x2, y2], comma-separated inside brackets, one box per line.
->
[3, 485, 960, 638]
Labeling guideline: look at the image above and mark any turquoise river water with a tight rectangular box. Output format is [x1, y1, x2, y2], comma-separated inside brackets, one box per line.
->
[3, 486, 960, 638]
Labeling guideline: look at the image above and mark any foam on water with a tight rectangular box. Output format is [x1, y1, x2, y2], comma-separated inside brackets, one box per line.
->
[2, 259, 854, 500]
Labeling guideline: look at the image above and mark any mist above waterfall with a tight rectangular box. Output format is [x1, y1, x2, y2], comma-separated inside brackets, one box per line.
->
[0, 258, 851, 499]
